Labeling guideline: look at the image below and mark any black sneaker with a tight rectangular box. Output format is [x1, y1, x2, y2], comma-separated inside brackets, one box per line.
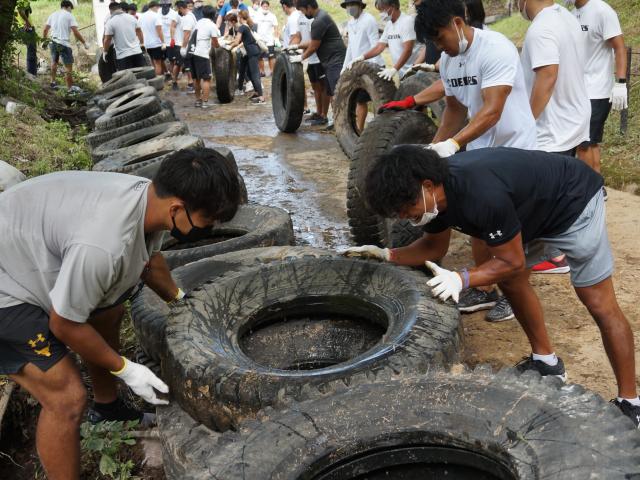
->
[186, 84, 195, 94]
[457, 288, 499, 313]
[171, 82, 179, 91]
[195, 99, 202, 108]
[87, 398, 156, 427]
[515, 355, 567, 382]
[485, 296, 515, 322]
[611, 399, 640, 428]
[308, 117, 328, 126]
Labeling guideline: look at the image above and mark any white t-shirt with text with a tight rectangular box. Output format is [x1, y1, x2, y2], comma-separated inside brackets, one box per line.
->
[104, 11, 142, 59]
[46, 9, 78, 47]
[137, 9, 163, 48]
[379, 13, 420, 76]
[344, 11, 383, 68]
[256, 9, 278, 46]
[176, 11, 197, 46]
[194, 18, 220, 58]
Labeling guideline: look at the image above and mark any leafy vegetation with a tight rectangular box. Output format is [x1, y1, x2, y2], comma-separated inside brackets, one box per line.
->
[80, 420, 139, 480]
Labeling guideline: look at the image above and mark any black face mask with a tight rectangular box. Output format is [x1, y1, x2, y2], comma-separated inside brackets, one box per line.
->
[161, 4, 171, 14]
[170, 208, 211, 243]
[305, 13, 313, 19]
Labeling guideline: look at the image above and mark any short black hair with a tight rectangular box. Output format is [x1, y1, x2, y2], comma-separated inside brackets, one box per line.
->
[61, 0, 74, 9]
[364, 145, 449, 217]
[375, 0, 399, 9]
[175, 0, 187, 8]
[280, 0, 294, 7]
[129, 2, 138, 10]
[464, 0, 485, 29]
[415, 0, 466, 42]
[109, 2, 123, 11]
[296, 0, 318, 9]
[202, 4, 217, 19]
[153, 147, 242, 222]
[148, 0, 160, 8]
[260, 0, 270, 5]
[230, 0, 239, 7]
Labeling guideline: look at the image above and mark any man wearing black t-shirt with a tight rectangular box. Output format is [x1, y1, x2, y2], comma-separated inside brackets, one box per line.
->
[343, 145, 640, 427]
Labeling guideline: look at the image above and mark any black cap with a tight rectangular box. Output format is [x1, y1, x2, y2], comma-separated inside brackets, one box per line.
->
[340, 0, 366, 7]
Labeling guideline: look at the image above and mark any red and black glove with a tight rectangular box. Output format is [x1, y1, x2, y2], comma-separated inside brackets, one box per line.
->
[377, 96, 416, 114]
[169, 39, 175, 48]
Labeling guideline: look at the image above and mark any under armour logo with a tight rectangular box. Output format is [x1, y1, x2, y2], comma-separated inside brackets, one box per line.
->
[489, 230, 503, 240]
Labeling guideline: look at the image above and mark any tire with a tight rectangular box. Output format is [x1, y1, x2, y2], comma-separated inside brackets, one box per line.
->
[347, 110, 437, 247]
[333, 61, 397, 159]
[94, 96, 162, 131]
[95, 70, 137, 95]
[86, 106, 104, 129]
[213, 48, 237, 104]
[158, 367, 640, 480]
[94, 82, 148, 110]
[97, 46, 117, 83]
[92, 135, 204, 175]
[104, 86, 158, 113]
[147, 75, 165, 91]
[119, 66, 156, 80]
[163, 252, 461, 431]
[91, 122, 189, 163]
[396, 71, 446, 121]
[129, 247, 320, 364]
[85, 109, 175, 150]
[271, 53, 305, 133]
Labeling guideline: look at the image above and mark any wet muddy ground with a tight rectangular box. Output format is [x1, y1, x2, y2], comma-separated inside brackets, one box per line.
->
[164, 79, 640, 400]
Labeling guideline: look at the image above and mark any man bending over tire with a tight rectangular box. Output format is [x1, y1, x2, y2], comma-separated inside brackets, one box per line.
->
[0, 148, 242, 479]
[343, 145, 640, 428]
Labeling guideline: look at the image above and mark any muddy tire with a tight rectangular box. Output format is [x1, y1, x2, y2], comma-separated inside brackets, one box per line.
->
[86, 106, 104, 129]
[333, 62, 397, 159]
[91, 122, 189, 163]
[347, 110, 437, 247]
[212, 48, 237, 104]
[158, 367, 640, 480]
[94, 82, 148, 110]
[97, 46, 117, 83]
[118, 66, 156, 80]
[85, 109, 175, 149]
[94, 96, 162, 131]
[104, 86, 158, 113]
[271, 53, 305, 133]
[163, 252, 461, 431]
[96, 70, 137, 95]
[146, 75, 165, 91]
[161, 204, 294, 269]
[396, 71, 446, 121]
[92, 135, 204, 175]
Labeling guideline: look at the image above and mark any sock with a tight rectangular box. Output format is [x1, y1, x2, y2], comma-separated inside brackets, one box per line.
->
[94, 398, 141, 421]
[618, 396, 640, 406]
[532, 352, 558, 366]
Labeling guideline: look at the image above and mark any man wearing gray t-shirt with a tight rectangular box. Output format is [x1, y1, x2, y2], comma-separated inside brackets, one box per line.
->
[0, 148, 242, 479]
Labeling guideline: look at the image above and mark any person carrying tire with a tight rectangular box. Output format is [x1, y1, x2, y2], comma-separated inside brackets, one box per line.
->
[344, 144, 640, 429]
[346, 0, 419, 83]
[191, 5, 221, 108]
[42, 0, 89, 91]
[227, 10, 266, 104]
[103, 2, 147, 71]
[339, 0, 384, 134]
[291, 0, 346, 128]
[381, 0, 538, 324]
[0, 148, 243, 479]
[138, 0, 167, 76]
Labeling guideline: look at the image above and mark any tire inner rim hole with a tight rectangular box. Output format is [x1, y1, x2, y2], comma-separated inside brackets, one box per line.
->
[163, 227, 249, 250]
[309, 444, 517, 480]
[239, 295, 389, 371]
[280, 72, 288, 107]
[349, 88, 374, 136]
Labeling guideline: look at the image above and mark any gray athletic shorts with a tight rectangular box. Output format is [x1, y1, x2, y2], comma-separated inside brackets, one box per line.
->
[524, 189, 613, 288]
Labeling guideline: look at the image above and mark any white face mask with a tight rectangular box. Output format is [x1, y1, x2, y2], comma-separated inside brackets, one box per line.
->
[409, 187, 439, 227]
[379, 10, 390, 22]
[519, 0, 531, 21]
[347, 5, 361, 18]
[454, 21, 468, 55]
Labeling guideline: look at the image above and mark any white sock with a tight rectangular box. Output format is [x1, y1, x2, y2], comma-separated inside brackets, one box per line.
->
[617, 396, 640, 406]
[532, 352, 558, 366]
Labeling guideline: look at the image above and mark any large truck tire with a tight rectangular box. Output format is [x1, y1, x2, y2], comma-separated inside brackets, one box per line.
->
[396, 71, 446, 121]
[212, 48, 237, 104]
[271, 53, 305, 133]
[94, 96, 162, 131]
[85, 109, 175, 149]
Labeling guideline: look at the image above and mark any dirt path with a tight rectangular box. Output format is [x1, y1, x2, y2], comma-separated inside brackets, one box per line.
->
[166, 81, 640, 400]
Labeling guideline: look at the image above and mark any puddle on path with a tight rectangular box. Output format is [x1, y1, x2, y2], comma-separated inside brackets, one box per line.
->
[166, 85, 352, 249]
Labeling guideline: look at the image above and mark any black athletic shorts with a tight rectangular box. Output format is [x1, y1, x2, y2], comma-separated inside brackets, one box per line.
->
[116, 53, 147, 70]
[260, 45, 275, 59]
[552, 147, 577, 157]
[147, 46, 165, 61]
[166, 46, 182, 65]
[356, 90, 371, 103]
[582, 98, 612, 146]
[307, 62, 325, 84]
[190, 55, 212, 80]
[324, 62, 341, 97]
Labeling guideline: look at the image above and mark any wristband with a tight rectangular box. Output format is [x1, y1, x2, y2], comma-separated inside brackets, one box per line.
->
[110, 356, 127, 375]
[460, 268, 470, 289]
[616, 78, 627, 84]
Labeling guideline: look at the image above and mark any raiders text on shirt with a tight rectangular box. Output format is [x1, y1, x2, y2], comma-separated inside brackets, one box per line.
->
[447, 75, 478, 87]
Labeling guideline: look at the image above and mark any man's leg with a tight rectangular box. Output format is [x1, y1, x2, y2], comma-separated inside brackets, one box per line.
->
[577, 145, 595, 170]
[153, 59, 163, 76]
[64, 64, 73, 89]
[194, 78, 201, 100]
[85, 304, 124, 403]
[259, 56, 265, 76]
[355, 101, 368, 133]
[311, 80, 322, 115]
[10, 356, 87, 480]
[50, 61, 58, 85]
[591, 144, 602, 174]
[574, 277, 637, 398]
[201, 79, 211, 103]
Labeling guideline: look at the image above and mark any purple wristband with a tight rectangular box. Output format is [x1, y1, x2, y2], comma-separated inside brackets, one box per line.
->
[460, 268, 470, 289]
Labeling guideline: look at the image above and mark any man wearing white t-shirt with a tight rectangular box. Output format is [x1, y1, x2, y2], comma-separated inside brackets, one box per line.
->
[353, 0, 420, 82]
[190, 6, 221, 109]
[138, 1, 166, 75]
[256, 0, 279, 76]
[103, 2, 146, 71]
[177, 0, 198, 93]
[340, 0, 384, 133]
[160, 0, 180, 82]
[280, 0, 300, 48]
[568, 0, 627, 181]
[43, 0, 88, 90]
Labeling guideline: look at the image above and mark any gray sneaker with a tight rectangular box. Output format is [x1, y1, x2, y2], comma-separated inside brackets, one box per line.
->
[485, 296, 515, 322]
[457, 287, 499, 313]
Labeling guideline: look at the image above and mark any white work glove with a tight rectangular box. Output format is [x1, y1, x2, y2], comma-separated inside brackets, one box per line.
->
[218, 38, 228, 47]
[285, 43, 299, 51]
[180, 47, 187, 58]
[610, 82, 628, 111]
[161, 43, 167, 51]
[341, 245, 391, 261]
[102, 51, 108, 62]
[112, 357, 169, 405]
[411, 62, 436, 72]
[82, 42, 89, 50]
[345, 54, 365, 71]
[427, 139, 460, 158]
[289, 54, 302, 63]
[222, 43, 232, 51]
[425, 261, 463, 303]
[377, 67, 397, 81]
